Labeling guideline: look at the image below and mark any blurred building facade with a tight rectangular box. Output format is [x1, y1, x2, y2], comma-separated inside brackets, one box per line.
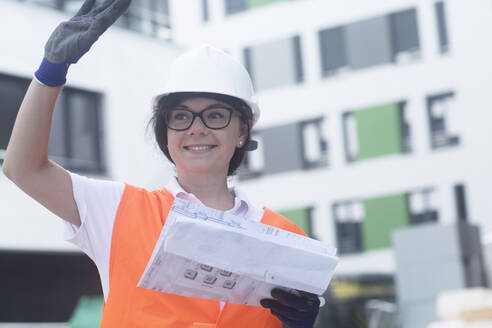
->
[2, 0, 492, 326]
[169, 0, 492, 325]
[0, 0, 180, 323]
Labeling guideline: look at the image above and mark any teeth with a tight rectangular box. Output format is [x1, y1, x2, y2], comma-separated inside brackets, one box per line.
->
[186, 145, 213, 151]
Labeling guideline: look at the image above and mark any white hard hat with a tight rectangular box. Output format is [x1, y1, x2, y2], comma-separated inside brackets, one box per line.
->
[153, 44, 260, 126]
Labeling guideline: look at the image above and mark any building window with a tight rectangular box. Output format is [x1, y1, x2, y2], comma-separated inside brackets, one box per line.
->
[343, 102, 410, 162]
[24, 0, 65, 10]
[225, 0, 288, 15]
[333, 201, 364, 254]
[279, 207, 314, 238]
[240, 133, 265, 178]
[119, 0, 171, 39]
[318, 8, 420, 77]
[435, 1, 450, 53]
[389, 8, 421, 62]
[319, 26, 348, 76]
[427, 92, 460, 149]
[0, 73, 105, 174]
[407, 189, 439, 224]
[202, 0, 209, 22]
[0, 251, 101, 322]
[243, 36, 303, 91]
[345, 16, 393, 70]
[0, 74, 30, 163]
[301, 117, 329, 169]
[334, 190, 439, 254]
[49, 88, 105, 174]
[20, 0, 171, 39]
[239, 116, 330, 179]
[225, 0, 247, 15]
[454, 184, 468, 221]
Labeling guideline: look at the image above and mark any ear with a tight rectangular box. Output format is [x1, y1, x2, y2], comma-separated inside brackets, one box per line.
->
[237, 120, 250, 148]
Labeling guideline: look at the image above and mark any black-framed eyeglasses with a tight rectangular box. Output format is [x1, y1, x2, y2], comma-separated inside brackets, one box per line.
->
[164, 106, 236, 131]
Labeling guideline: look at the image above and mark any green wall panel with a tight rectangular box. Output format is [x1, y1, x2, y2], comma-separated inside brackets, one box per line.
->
[69, 296, 103, 328]
[362, 194, 409, 250]
[247, 0, 282, 9]
[355, 103, 403, 160]
[279, 208, 311, 236]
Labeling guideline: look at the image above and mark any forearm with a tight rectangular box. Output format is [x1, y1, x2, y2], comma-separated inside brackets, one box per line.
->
[3, 80, 62, 180]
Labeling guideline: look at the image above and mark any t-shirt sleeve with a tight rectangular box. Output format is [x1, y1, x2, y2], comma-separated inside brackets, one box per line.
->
[63, 171, 125, 301]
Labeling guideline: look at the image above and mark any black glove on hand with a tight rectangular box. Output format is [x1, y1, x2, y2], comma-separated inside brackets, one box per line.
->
[35, 0, 131, 86]
[260, 288, 320, 328]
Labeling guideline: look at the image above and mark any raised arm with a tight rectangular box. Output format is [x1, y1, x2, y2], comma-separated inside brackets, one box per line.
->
[2, 0, 131, 227]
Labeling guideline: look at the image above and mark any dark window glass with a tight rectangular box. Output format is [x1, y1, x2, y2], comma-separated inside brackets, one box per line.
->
[346, 16, 392, 69]
[202, 0, 209, 22]
[407, 189, 439, 225]
[239, 132, 265, 179]
[454, 184, 468, 222]
[318, 26, 348, 76]
[48, 88, 104, 174]
[333, 202, 364, 254]
[427, 92, 460, 148]
[0, 74, 30, 161]
[0, 72, 104, 173]
[400, 102, 412, 153]
[243, 47, 253, 87]
[246, 37, 303, 91]
[435, 2, 450, 53]
[301, 118, 329, 169]
[293, 35, 304, 83]
[116, 0, 170, 38]
[225, 0, 247, 15]
[389, 8, 420, 61]
[0, 251, 101, 322]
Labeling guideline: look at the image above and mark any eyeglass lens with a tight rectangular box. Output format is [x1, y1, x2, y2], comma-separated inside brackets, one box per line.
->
[166, 107, 232, 130]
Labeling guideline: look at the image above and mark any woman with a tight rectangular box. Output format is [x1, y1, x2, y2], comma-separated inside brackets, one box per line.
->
[2, 0, 321, 327]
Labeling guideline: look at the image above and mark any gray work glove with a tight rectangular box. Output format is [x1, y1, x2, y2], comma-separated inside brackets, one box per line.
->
[35, 0, 131, 86]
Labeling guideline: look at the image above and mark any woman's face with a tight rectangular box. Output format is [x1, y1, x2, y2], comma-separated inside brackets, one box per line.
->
[166, 97, 248, 177]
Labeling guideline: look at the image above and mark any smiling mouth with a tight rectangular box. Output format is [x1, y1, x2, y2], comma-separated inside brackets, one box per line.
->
[184, 145, 216, 151]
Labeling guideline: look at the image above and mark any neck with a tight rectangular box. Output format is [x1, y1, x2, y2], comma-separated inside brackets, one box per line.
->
[176, 170, 234, 211]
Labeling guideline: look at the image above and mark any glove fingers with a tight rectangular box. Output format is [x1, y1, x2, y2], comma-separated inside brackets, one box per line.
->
[91, 0, 117, 16]
[261, 299, 298, 318]
[271, 288, 317, 311]
[74, 0, 97, 17]
[297, 290, 320, 302]
[270, 309, 304, 328]
[93, 0, 131, 32]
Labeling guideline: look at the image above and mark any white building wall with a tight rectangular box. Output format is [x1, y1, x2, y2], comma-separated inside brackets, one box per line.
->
[170, 0, 492, 274]
[0, 0, 182, 251]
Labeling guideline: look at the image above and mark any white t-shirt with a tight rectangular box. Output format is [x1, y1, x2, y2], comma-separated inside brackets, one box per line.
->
[63, 172, 264, 303]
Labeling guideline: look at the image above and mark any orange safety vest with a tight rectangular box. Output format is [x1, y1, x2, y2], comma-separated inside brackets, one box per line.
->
[100, 184, 307, 327]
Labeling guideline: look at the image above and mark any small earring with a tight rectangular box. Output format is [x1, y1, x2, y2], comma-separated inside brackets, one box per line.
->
[239, 140, 243, 146]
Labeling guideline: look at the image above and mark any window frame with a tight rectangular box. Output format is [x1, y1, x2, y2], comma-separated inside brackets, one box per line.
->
[406, 188, 439, 225]
[332, 200, 364, 255]
[435, 1, 450, 54]
[0, 72, 106, 175]
[299, 117, 329, 169]
[426, 91, 460, 149]
[342, 101, 410, 163]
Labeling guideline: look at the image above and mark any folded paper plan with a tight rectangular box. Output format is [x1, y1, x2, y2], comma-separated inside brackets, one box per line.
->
[138, 198, 339, 306]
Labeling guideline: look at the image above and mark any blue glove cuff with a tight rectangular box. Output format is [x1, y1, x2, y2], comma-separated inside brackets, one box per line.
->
[34, 57, 70, 87]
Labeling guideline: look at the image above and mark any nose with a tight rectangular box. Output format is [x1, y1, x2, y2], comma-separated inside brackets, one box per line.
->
[187, 115, 208, 135]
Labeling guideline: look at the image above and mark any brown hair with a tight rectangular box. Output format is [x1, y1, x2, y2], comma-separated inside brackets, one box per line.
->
[149, 92, 252, 176]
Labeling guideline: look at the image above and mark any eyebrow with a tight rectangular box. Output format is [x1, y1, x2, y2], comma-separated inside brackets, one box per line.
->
[173, 104, 234, 111]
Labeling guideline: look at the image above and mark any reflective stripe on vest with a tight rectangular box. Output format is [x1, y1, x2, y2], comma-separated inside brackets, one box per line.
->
[100, 184, 307, 327]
